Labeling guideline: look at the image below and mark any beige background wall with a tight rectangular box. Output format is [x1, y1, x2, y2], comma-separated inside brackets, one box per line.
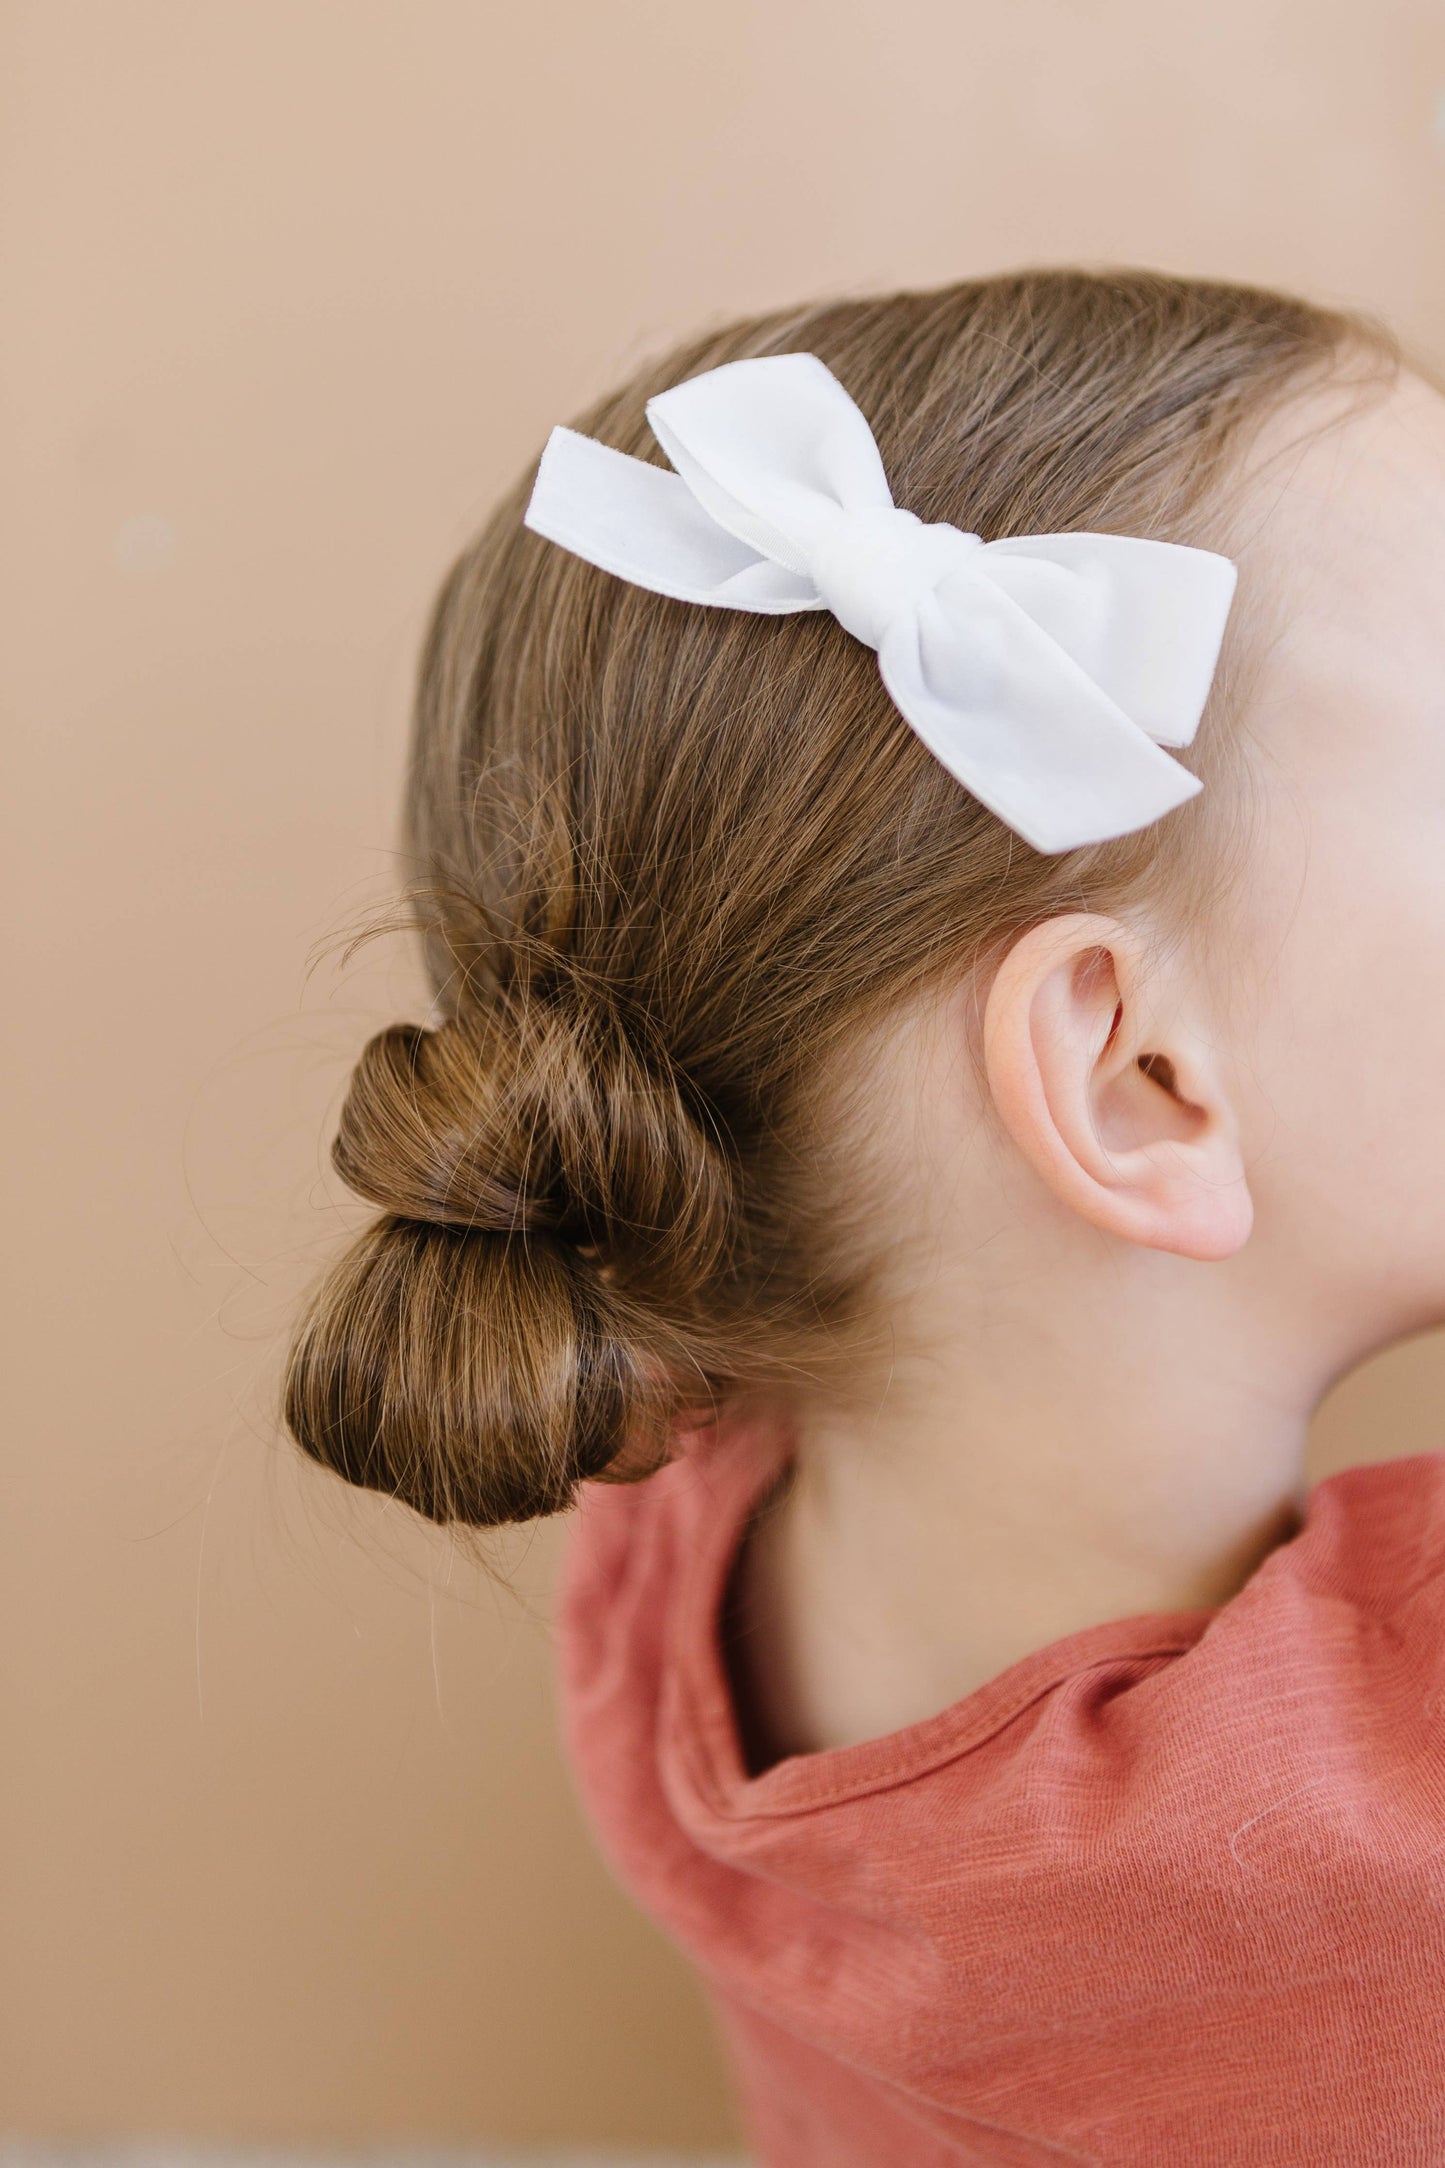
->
[4, 0, 1444, 2150]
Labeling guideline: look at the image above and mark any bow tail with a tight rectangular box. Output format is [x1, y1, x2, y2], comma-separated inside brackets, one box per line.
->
[524, 426, 819, 612]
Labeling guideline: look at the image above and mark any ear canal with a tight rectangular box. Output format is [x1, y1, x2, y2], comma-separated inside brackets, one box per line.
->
[1138, 1052, 1180, 1096]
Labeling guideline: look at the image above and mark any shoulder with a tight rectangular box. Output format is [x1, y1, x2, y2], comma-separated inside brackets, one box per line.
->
[1298, 1449, 1445, 1613]
[1182, 1448, 1445, 1748]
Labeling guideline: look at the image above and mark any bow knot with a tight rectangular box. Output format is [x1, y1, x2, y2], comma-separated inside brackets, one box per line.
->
[523, 350, 1239, 854]
[808, 505, 985, 652]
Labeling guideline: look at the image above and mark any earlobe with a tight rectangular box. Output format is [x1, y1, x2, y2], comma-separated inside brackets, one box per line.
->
[981, 914, 1253, 1261]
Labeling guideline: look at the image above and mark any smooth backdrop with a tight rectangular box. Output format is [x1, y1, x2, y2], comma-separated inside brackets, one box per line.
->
[4, 0, 1444, 2148]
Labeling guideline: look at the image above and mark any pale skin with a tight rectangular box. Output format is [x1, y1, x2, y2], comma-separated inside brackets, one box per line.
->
[732, 362, 1445, 1766]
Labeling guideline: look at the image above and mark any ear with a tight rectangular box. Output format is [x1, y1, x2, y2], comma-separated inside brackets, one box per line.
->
[980, 913, 1253, 1261]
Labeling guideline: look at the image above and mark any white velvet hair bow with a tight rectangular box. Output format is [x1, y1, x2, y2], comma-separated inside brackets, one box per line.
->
[522, 351, 1238, 854]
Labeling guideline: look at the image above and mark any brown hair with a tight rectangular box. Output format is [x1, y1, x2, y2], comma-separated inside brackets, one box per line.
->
[283, 265, 1401, 1529]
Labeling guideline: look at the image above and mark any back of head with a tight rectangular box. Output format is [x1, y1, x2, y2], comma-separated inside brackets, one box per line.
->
[283, 265, 1400, 1530]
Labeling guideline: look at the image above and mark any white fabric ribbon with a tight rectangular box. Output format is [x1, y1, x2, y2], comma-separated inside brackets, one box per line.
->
[523, 352, 1238, 854]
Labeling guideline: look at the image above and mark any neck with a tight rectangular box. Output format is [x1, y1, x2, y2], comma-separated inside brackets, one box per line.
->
[772, 1237, 1332, 1706]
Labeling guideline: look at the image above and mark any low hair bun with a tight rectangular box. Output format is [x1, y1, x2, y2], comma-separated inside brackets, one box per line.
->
[283, 972, 744, 1527]
[331, 988, 736, 1283]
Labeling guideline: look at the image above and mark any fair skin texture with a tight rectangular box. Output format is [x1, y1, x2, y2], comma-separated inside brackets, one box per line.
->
[732, 361, 1445, 1764]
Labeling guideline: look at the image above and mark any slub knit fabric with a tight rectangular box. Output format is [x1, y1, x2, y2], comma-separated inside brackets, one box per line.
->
[551, 1407, 1445, 2165]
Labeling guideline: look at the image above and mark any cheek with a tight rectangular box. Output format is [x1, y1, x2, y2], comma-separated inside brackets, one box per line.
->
[1238, 810, 1445, 1267]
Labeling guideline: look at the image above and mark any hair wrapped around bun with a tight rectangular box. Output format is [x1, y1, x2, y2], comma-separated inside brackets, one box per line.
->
[284, 957, 742, 1525]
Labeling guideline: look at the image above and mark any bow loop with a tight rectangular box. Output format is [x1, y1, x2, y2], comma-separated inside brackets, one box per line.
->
[523, 352, 1239, 855]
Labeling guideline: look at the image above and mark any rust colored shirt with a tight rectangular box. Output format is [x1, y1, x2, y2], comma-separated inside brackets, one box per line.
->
[552, 1406, 1445, 2165]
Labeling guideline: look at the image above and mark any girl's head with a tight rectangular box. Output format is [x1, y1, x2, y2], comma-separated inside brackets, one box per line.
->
[284, 265, 1441, 1529]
